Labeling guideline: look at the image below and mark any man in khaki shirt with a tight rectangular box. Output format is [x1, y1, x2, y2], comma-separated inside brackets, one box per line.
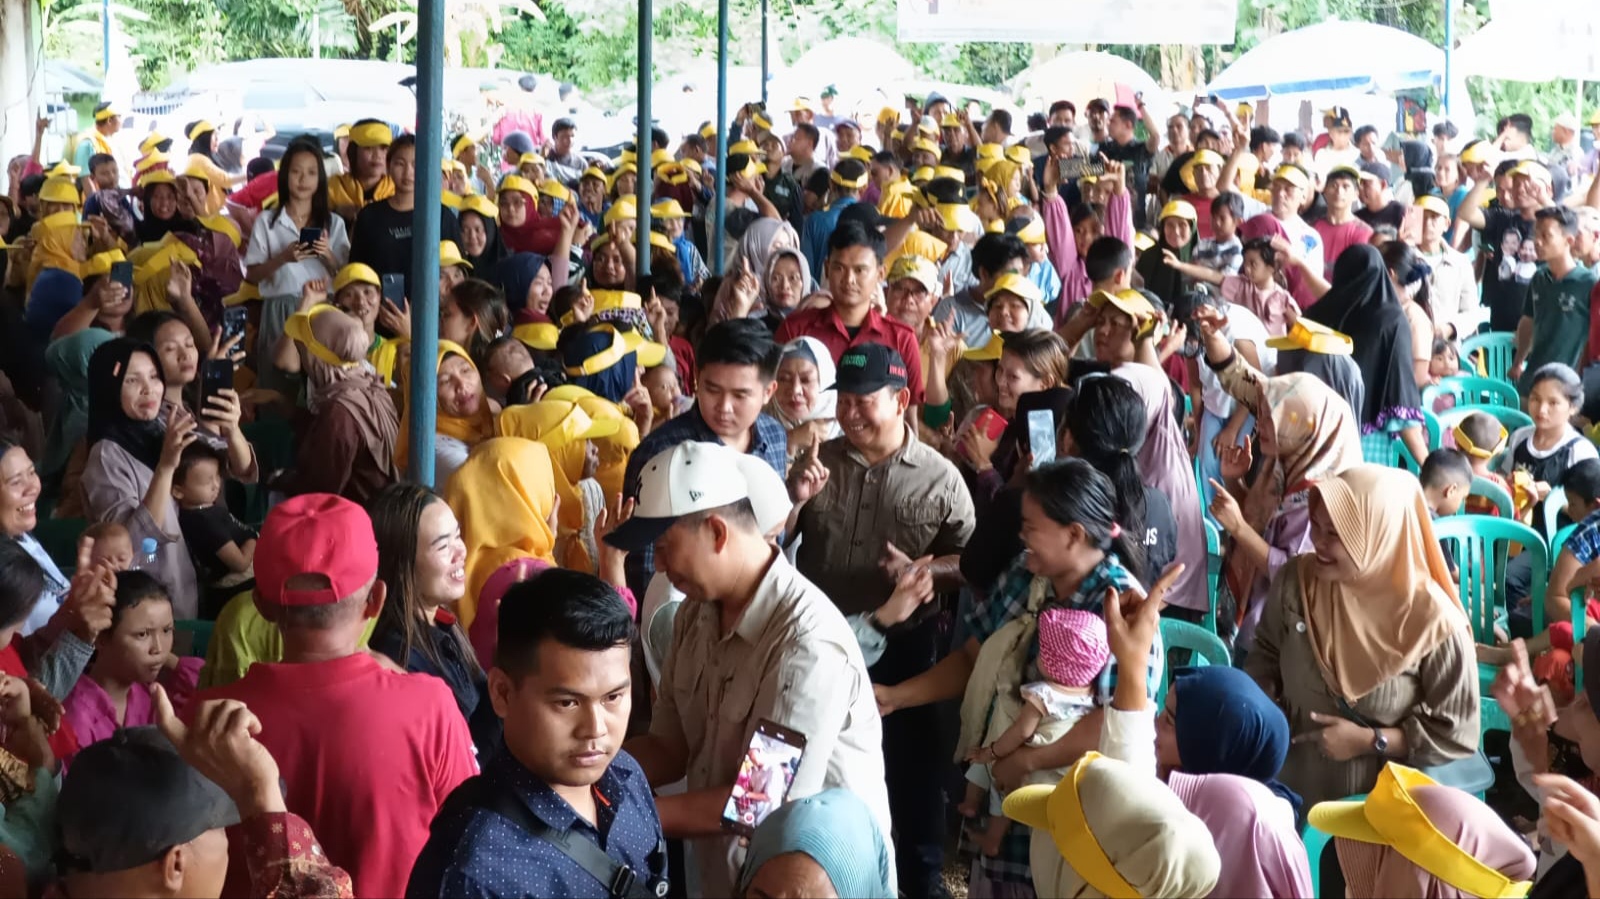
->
[789, 342, 975, 896]
[611, 441, 893, 898]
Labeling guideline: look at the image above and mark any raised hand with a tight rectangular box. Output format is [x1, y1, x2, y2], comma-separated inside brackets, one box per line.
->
[299, 278, 328, 312]
[1208, 479, 1246, 534]
[166, 259, 194, 304]
[153, 686, 285, 817]
[1217, 442, 1253, 481]
[788, 433, 830, 505]
[874, 555, 935, 627]
[1105, 562, 1182, 666]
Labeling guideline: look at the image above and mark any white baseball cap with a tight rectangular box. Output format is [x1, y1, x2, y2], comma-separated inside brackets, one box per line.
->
[604, 441, 792, 553]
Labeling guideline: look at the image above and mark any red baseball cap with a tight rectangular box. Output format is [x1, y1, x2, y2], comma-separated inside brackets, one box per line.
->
[254, 494, 378, 607]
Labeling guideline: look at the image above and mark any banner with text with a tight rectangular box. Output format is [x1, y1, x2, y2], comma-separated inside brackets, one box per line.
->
[896, 0, 1237, 44]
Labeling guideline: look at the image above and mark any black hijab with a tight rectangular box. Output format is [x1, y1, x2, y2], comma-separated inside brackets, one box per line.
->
[1302, 243, 1420, 428]
[86, 338, 168, 470]
[460, 208, 505, 272]
[135, 182, 199, 246]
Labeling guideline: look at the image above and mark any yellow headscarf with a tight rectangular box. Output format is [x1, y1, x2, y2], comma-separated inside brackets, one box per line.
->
[496, 400, 617, 571]
[394, 341, 495, 473]
[328, 172, 397, 211]
[443, 437, 557, 628]
[572, 393, 641, 508]
[26, 211, 84, 287]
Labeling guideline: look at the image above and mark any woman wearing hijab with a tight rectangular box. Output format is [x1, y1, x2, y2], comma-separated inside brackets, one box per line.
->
[445, 436, 557, 630]
[274, 305, 398, 505]
[457, 194, 504, 273]
[767, 337, 839, 469]
[1302, 244, 1428, 463]
[729, 217, 801, 297]
[1137, 199, 1199, 306]
[79, 338, 205, 617]
[1244, 465, 1479, 807]
[763, 246, 816, 325]
[496, 399, 616, 574]
[1196, 313, 1364, 649]
[395, 341, 495, 487]
[1312, 763, 1535, 898]
[738, 789, 895, 899]
[493, 251, 562, 322]
[133, 171, 196, 246]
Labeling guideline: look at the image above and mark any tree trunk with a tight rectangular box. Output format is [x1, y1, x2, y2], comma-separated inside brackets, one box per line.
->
[0, 0, 43, 191]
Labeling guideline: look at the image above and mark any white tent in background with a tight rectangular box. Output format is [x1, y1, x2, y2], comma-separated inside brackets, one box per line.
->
[1009, 51, 1165, 112]
[1206, 20, 1444, 101]
[1453, 16, 1600, 83]
[769, 37, 917, 105]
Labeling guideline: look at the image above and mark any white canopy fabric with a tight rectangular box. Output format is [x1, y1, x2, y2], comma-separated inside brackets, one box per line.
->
[1009, 51, 1164, 112]
[769, 37, 917, 104]
[1454, 17, 1600, 82]
[1206, 20, 1444, 101]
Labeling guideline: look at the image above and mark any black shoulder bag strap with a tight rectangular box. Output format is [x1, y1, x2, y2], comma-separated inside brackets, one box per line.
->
[446, 775, 666, 899]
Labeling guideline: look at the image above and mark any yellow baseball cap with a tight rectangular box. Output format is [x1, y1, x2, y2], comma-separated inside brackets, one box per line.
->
[1272, 164, 1311, 190]
[439, 240, 472, 270]
[138, 132, 167, 154]
[1458, 141, 1495, 165]
[933, 166, 966, 183]
[139, 169, 177, 189]
[963, 331, 1005, 362]
[1264, 317, 1354, 354]
[461, 193, 498, 221]
[751, 110, 775, 134]
[877, 106, 900, 125]
[977, 143, 1003, 161]
[648, 231, 674, 253]
[332, 263, 382, 293]
[539, 179, 572, 202]
[39, 177, 81, 206]
[1309, 763, 1533, 899]
[1190, 149, 1225, 168]
[1016, 218, 1047, 245]
[910, 166, 935, 185]
[934, 202, 982, 234]
[604, 196, 638, 226]
[729, 139, 764, 158]
[888, 255, 939, 293]
[186, 120, 216, 141]
[498, 174, 538, 198]
[909, 137, 940, 156]
[1159, 199, 1198, 223]
[790, 97, 814, 112]
[984, 272, 1042, 305]
[1511, 159, 1553, 185]
[135, 151, 170, 174]
[650, 199, 689, 219]
[47, 161, 80, 178]
[81, 249, 126, 278]
[606, 162, 638, 192]
[1088, 288, 1157, 336]
[347, 121, 392, 148]
[513, 322, 560, 351]
[1007, 145, 1031, 167]
[581, 166, 608, 183]
[844, 145, 874, 163]
[940, 112, 961, 128]
[1415, 195, 1451, 219]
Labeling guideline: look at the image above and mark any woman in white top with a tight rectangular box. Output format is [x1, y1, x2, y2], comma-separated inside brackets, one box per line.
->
[245, 137, 351, 393]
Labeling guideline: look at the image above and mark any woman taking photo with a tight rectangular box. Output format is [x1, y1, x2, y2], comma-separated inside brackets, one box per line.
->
[124, 310, 254, 481]
[367, 483, 498, 753]
[1244, 465, 1478, 807]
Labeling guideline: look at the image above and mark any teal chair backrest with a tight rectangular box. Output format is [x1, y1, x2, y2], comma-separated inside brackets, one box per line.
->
[1468, 477, 1514, 519]
[1203, 519, 1222, 635]
[1543, 489, 1570, 550]
[1460, 332, 1516, 383]
[1435, 405, 1534, 441]
[1155, 618, 1231, 709]
[1425, 375, 1521, 410]
[1364, 431, 1425, 473]
[1433, 516, 1548, 644]
[1548, 523, 1588, 685]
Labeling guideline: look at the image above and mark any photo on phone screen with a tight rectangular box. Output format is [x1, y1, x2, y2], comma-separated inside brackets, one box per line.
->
[720, 719, 807, 838]
[110, 260, 134, 289]
[202, 358, 233, 406]
[380, 273, 406, 310]
[220, 306, 247, 349]
[1058, 157, 1107, 181]
[1027, 409, 1057, 469]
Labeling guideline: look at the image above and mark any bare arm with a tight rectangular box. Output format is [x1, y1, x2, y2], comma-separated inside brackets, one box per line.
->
[1514, 314, 1534, 377]
[652, 788, 732, 840]
[988, 701, 1045, 757]
[879, 636, 980, 712]
[1455, 175, 1490, 232]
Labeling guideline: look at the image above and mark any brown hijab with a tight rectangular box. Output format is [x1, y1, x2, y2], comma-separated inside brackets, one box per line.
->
[1302, 465, 1465, 702]
[298, 306, 399, 481]
[1225, 370, 1363, 607]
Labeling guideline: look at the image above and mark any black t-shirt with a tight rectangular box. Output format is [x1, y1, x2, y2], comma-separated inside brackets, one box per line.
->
[1099, 139, 1155, 229]
[1354, 200, 1406, 231]
[179, 504, 257, 584]
[350, 199, 462, 301]
[1141, 485, 1178, 580]
[1480, 205, 1536, 332]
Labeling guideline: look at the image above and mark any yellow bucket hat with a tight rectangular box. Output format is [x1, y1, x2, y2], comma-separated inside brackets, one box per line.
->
[39, 177, 81, 206]
[984, 272, 1042, 305]
[439, 240, 472, 270]
[1264, 317, 1355, 355]
[285, 304, 361, 369]
[138, 132, 168, 154]
[1308, 763, 1534, 899]
[603, 196, 638, 226]
[332, 262, 382, 294]
[347, 121, 393, 149]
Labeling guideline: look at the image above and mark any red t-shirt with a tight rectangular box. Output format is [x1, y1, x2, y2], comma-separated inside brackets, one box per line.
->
[196, 653, 475, 899]
[0, 639, 78, 762]
[229, 171, 279, 210]
[1313, 219, 1374, 281]
[775, 305, 927, 406]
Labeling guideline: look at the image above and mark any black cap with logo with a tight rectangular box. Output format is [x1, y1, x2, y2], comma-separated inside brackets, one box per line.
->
[833, 342, 908, 395]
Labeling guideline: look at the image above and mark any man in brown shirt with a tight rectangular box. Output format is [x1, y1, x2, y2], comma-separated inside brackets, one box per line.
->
[788, 341, 974, 896]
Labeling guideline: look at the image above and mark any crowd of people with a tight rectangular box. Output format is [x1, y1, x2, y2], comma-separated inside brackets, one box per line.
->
[5, 75, 1600, 899]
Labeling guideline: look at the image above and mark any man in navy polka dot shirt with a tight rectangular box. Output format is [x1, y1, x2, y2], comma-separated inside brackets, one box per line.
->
[407, 570, 667, 898]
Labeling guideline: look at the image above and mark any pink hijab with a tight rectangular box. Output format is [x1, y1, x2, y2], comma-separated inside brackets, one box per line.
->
[1167, 771, 1313, 899]
[467, 558, 638, 670]
[1334, 785, 1535, 898]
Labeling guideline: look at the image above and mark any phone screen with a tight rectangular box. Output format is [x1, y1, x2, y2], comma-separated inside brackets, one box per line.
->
[1058, 158, 1107, 181]
[1027, 410, 1057, 469]
[220, 306, 247, 348]
[380, 273, 406, 310]
[299, 227, 322, 246]
[202, 358, 233, 405]
[720, 719, 807, 837]
[110, 260, 134, 289]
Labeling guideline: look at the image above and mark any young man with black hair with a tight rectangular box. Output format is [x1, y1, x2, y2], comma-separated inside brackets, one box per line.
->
[623, 319, 787, 595]
[1462, 159, 1557, 333]
[778, 222, 927, 405]
[1098, 99, 1162, 230]
[545, 118, 586, 188]
[614, 441, 894, 898]
[1314, 164, 1374, 279]
[409, 569, 667, 899]
[82, 152, 137, 244]
[784, 122, 824, 187]
[1496, 113, 1539, 162]
[1354, 160, 1406, 231]
[1516, 205, 1595, 391]
[799, 158, 867, 274]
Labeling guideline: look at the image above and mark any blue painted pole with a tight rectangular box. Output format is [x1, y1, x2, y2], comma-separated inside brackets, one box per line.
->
[713, 0, 729, 273]
[760, 0, 769, 106]
[102, 0, 110, 74]
[407, 0, 444, 486]
[635, 0, 654, 277]
[1441, 0, 1455, 121]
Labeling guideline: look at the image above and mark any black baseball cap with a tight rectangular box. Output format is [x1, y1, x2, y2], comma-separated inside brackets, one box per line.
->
[57, 727, 241, 874]
[1324, 106, 1353, 129]
[1357, 160, 1392, 187]
[833, 342, 908, 395]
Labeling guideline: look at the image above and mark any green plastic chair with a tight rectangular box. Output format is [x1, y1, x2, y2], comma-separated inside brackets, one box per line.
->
[1433, 515, 1548, 744]
[1365, 430, 1426, 473]
[175, 619, 214, 659]
[1548, 523, 1588, 686]
[1460, 332, 1516, 384]
[1203, 519, 1222, 636]
[1435, 405, 1533, 441]
[1305, 793, 1368, 899]
[33, 518, 88, 577]
[1468, 477, 1514, 519]
[1542, 489, 1570, 550]
[1424, 375, 1521, 410]
[1154, 618, 1231, 709]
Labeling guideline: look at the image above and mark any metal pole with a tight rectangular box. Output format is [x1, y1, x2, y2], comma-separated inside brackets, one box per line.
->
[102, 0, 110, 74]
[1442, 0, 1455, 121]
[761, 0, 769, 106]
[407, 0, 444, 486]
[635, 0, 654, 278]
[713, 0, 729, 273]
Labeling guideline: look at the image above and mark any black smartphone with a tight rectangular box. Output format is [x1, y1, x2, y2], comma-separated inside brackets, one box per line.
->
[298, 226, 322, 247]
[1059, 158, 1107, 181]
[201, 358, 233, 407]
[220, 306, 247, 349]
[721, 719, 807, 838]
[380, 273, 406, 311]
[110, 260, 134, 289]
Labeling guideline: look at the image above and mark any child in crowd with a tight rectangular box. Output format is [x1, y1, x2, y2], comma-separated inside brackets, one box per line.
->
[959, 607, 1108, 857]
[642, 364, 689, 428]
[1430, 337, 1460, 390]
[1420, 447, 1472, 576]
[1159, 236, 1296, 337]
[172, 443, 257, 601]
[82, 521, 133, 571]
[483, 335, 537, 403]
[1192, 192, 1244, 275]
[654, 199, 708, 291]
[61, 569, 202, 753]
[1456, 411, 1511, 517]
